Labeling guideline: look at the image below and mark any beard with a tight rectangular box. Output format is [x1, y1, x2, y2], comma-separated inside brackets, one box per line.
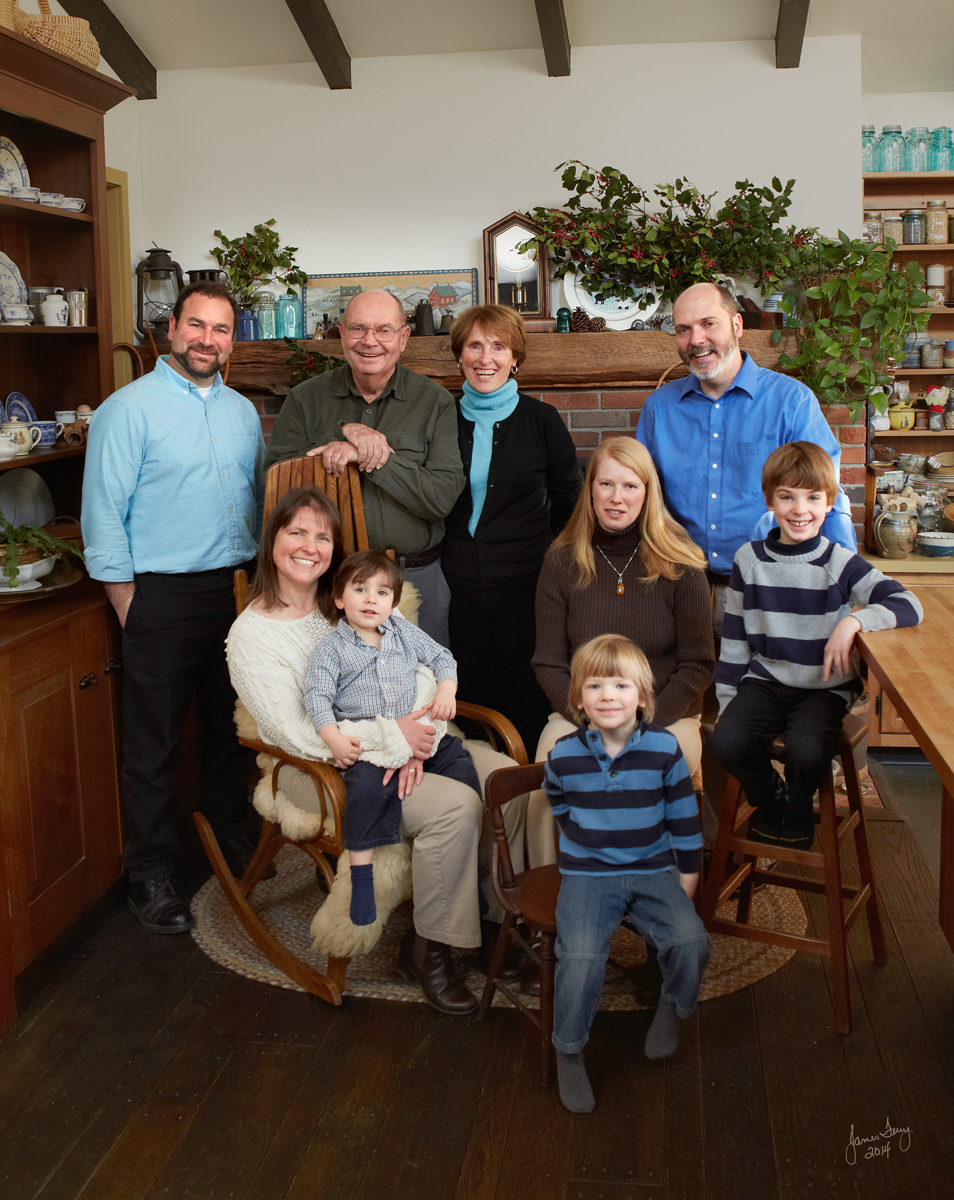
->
[681, 336, 739, 382]
[170, 345, 224, 381]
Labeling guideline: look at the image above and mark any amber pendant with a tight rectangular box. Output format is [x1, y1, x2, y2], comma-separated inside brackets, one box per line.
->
[616, 581, 625, 596]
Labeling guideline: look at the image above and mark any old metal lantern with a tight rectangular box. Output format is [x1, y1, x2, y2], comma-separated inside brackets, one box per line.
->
[482, 213, 550, 319]
[136, 245, 184, 340]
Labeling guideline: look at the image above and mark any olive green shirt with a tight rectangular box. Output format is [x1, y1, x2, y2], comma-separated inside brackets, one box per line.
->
[265, 362, 465, 557]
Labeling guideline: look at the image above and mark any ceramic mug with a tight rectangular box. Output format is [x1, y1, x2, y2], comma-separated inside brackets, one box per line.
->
[55, 410, 77, 428]
[1, 420, 42, 455]
[32, 421, 59, 447]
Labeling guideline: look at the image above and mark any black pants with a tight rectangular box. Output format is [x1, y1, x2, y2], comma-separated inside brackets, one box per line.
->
[711, 677, 849, 823]
[121, 566, 254, 880]
[447, 580, 551, 755]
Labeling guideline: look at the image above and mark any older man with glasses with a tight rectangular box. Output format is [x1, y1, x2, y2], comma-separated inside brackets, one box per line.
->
[266, 289, 464, 644]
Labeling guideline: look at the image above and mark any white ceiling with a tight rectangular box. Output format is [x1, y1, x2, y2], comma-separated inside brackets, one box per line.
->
[99, 0, 954, 93]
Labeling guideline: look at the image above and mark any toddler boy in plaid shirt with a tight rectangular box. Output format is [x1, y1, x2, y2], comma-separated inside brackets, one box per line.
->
[305, 551, 479, 925]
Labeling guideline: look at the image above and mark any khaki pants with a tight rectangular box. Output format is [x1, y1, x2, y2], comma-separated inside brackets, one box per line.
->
[526, 712, 703, 869]
[278, 738, 526, 949]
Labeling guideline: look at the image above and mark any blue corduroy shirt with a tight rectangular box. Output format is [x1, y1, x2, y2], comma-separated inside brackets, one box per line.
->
[543, 723, 702, 876]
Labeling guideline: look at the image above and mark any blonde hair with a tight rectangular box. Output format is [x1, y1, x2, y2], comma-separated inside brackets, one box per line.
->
[762, 441, 838, 504]
[567, 634, 656, 723]
[548, 437, 706, 586]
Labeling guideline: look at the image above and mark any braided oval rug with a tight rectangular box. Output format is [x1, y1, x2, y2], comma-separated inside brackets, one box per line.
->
[191, 848, 806, 1009]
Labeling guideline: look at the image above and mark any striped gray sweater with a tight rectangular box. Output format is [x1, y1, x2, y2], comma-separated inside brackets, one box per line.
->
[716, 531, 923, 713]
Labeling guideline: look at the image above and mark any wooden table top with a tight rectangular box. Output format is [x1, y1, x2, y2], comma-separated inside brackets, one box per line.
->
[857, 587, 954, 794]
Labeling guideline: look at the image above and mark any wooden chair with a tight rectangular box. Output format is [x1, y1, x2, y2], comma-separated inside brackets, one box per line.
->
[477, 761, 560, 1087]
[196, 456, 526, 1006]
[700, 711, 886, 1034]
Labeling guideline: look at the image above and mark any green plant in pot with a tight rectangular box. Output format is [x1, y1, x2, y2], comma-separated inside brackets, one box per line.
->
[523, 162, 813, 308]
[0, 512, 84, 588]
[210, 219, 308, 307]
[775, 235, 931, 422]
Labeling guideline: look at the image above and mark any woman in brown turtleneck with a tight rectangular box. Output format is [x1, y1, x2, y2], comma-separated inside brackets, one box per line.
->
[529, 436, 715, 865]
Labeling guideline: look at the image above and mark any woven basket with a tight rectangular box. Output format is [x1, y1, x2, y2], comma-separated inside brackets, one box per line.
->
[14, 0, 100, 69]
[0, 0, 17, 32]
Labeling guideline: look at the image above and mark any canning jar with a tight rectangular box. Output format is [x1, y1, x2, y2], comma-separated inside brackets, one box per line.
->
[862, 211, 883, 243]
[904, 209, 927, 244]
[862, 125, 879, 172]
[906, 127, 931, 172]
[883, 215, 903, 243]
[878, 126, 906, 171]
[931, 127, 954, 171]
[926, 200, 948, 244]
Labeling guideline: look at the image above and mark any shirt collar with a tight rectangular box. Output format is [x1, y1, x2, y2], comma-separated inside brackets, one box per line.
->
[336, 361, 404, 402]
[582, 720, 646, 754]
[156, 354, 223, 399]
[765, 527, 826, 557]
[334, 614, 395, 645]
[675, 350, 758, 403]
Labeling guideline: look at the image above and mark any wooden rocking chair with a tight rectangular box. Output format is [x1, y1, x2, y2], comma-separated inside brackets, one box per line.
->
[195, 456, 526, 1006]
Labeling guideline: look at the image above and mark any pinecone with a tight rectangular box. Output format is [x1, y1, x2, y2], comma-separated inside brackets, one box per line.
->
[590, 316, 606, 332]
[571, 306, 591, 332]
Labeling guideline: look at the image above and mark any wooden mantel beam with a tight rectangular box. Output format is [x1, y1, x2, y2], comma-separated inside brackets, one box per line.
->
[534, 0, 571, 78]
[57, 0, 157, 100]
[775, 0, 810, 69]
[284, 0, 351, 90]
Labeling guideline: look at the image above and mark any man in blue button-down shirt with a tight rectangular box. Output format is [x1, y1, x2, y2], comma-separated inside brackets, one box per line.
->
[636, 282, 856, 620]
[82, 283, 265, 934]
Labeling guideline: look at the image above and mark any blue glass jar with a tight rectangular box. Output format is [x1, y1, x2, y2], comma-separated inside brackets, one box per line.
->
[276, 294, 301, 339]
[906, 127, 931, 172]
[236, 308, 258, 341]
[862, 125, 879, 171]
[878, 125, 905, 172]
[931, 127, 954, 171]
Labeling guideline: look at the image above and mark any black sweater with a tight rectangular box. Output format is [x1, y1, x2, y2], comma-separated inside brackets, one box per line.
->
[441, 394, 582, 588]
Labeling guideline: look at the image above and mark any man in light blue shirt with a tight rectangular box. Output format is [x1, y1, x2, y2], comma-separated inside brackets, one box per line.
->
[635, 282, 856, 595]
[82, 282, 265, 934]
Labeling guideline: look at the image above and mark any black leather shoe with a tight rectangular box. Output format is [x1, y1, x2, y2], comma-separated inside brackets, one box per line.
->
[217, 830, 276, 880]
[127, 871, 194, 935]
[398, 930, 478, 1015]
[476, 920, 521, 981]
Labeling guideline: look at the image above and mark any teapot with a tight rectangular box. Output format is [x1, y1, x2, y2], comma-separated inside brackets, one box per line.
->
[0, 419, 41, 455]
[873, 509, 917, 559]
[0, 433, 18, 460]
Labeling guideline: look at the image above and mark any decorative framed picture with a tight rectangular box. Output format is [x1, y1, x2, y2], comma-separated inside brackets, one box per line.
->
[302, 269, 478, 336]
[482, 213, 551, 320]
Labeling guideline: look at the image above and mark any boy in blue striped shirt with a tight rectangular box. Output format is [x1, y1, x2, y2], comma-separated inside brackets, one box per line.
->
[544, 635, 711, 1113]
[713, 441, 923, 851]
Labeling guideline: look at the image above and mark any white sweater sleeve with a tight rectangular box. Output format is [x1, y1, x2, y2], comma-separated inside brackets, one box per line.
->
[226, 607, 442, 768]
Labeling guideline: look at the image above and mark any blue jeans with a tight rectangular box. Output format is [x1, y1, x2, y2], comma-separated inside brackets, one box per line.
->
[552, 870, 711, 1054]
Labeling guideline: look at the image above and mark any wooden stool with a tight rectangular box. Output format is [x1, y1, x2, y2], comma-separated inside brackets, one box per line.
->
[701, 711, 886, 1034]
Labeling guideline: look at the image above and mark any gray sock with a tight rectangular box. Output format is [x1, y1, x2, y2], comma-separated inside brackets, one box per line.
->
[644, 998, 681, 1060]
[555, 1050, 595, 1113]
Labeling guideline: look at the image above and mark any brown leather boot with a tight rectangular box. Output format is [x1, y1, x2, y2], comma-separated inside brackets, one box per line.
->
[398, 930, 478, 1015]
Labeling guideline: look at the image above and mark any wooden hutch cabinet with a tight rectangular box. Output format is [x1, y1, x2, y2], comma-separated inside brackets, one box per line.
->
[0, 29, 134, 1031]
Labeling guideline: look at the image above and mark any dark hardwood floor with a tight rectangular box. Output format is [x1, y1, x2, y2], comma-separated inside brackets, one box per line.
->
[2, 808, 953, 1200]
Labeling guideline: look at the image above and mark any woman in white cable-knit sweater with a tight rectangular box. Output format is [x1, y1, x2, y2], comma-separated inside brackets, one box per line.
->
[226, 486, 521, 1014]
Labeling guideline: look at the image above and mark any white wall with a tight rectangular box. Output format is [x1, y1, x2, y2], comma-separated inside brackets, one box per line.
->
[106, 35, 862, 296]
[863, 93, 954, 131]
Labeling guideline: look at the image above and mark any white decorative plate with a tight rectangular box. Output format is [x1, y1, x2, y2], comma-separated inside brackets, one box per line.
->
[0, 252, 25, 309]
[5, 392, 37, 424]
[0, 138, 28, 189]
[562, 269, 660, 330]
[0, 469, 55, 528]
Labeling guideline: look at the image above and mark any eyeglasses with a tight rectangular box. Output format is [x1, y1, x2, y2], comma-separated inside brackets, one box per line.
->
[341, 322, 403, 342]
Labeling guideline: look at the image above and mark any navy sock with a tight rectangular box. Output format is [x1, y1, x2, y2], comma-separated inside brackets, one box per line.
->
[350, 863, 376, 925]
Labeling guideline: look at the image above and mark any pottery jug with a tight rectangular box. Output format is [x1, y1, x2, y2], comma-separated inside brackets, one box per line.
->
[873, 509, 917, 559]
[0, 420, 41, 455]
[41, 293, 69, 326]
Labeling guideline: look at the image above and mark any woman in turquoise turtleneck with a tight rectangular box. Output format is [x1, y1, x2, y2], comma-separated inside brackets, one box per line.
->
[443, 305, 582, 751]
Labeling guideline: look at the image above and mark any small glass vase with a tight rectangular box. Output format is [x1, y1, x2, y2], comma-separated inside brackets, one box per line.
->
[276, 295, 301, 339]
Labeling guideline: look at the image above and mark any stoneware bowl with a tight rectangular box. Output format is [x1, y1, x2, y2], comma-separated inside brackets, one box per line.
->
[917, 532, 954, 557]
[0, 555, 56, 587]
[11, 186, 40, 202]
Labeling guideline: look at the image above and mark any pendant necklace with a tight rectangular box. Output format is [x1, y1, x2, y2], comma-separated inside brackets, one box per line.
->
[596, 543, 640, 596]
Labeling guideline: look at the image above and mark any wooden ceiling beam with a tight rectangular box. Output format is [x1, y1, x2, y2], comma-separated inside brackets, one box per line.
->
[57, 0, 157, 100]
[775, 0, 810, 69]
[284, 0, 351, 90]
[534, 0, 571, 77]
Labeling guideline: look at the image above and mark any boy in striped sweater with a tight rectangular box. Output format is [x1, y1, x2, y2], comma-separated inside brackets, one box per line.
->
[713, 441, 923, 852]
[544, 634, 711, 1113]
